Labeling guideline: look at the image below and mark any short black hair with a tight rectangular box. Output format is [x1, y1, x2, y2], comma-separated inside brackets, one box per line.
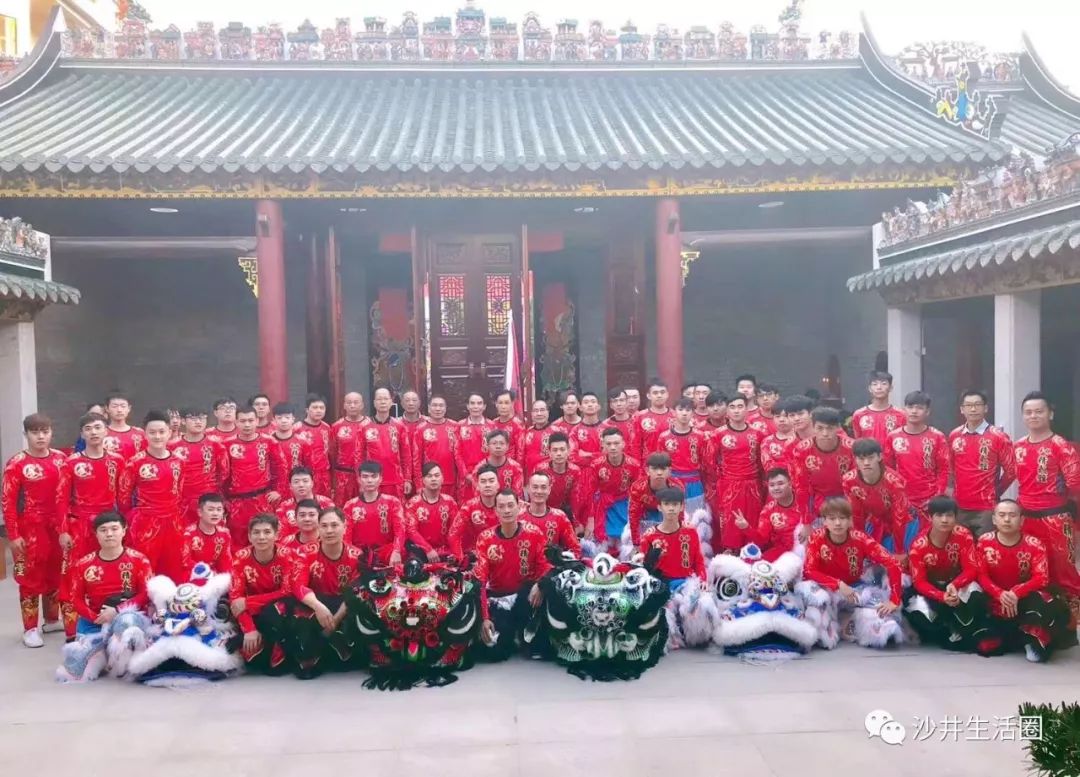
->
[927, 495, 958, 516]
[476, 464, 499, 479]
[904, 391, 932, 408]
[681, 382, 696, 393]
[93, 511, 126, 530]
[495, 488, 518, 502]
[548, 432, 570, 446]
[960, 389, 989, 405]
[485, 429, 509, 444]
[359, 460, 383, 476]
[290, 466, 313, 480]
[305, 393, 326, 407]
[765, 467, 791, 481]
[198, 493, 224, 507]
[758, 383, 779, 395]
[558, 389, 579, 405]
[78, 412, 107, 428]
[495, 389, 516, 402]
[608, 386, 627, 400]
[782, 395, 814, 414]
[656, 487, 685, 505]
[852, 438, 883, 457]
[235, 405, 257, 418]
[1021, 390, 1052, 411]
[581, 391, 599, 402]
[646, 452, 672, 468]
[601, 427, 623, 439]
[647, 377, 667, 391]
[726, 394, 747, 406]
[248, 513, 279, 532]
[104, 392, 131, 405]
[318, 506, 344, 522]
[811, 407, 841, 427]
[273, 402, 296, 416]
[179, 406, 206, 418]
[421, 461, 442, 477]
[705, 391, 728, 406]
[212, 396, 238, 410]
[296, 498, 320, 512]
[143, 409, 170, 427]
[247, 393, 270, 405]
[735, 373, 757, 387]
[674, 398, 694, 412]
[869, 371, 893, 385]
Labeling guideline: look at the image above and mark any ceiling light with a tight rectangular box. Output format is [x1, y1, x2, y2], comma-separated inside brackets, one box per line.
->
[758, 200, 784, 209]
[149, 206, 179, 213]
[339, 207, 366, 213]
[573, 205, 598, 214]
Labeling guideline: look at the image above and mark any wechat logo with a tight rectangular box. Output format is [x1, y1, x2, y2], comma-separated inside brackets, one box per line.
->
[865, 709, 907, 746]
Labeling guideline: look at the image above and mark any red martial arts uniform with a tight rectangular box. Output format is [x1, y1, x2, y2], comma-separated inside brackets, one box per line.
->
[271, 432, 314, 494]
[602, 415, 638, 457]
[883, 426, 950, 513]
[205, 427, 237, 446]
[168, 436, 230, 525]
[977, 533, 1051, 618]
[474, 523, 552, 613]
[709, 425, 765, 553]
[803, 528, 902, 605]
[747, 410, 777, 437]
[657, 427, 712, 478]
[68, 548, 152, 623]
[103, 426, 146, 461]
[760, 433, 797, 476]
[751, 498, 804, 562]
[3, 449, 66, 630]
[842, 467, 913, 550]
[358, 417, 413, 499]
[58, 450, 122, 564]
[412, 419, 460, 495]
[949, 423, 1016, 512]
[534, 460, 589, 529]
[293, 544, 362, 599]
[279, 530, 319, 556]
[627, 476, 682, 547]
[491, 416, 526, 455]
[275, 494, 334, 527]
[789, 436, 856, 519]
[180, 525, 233, 576]
[405, 493, 458, 555]
[466, 457, 524, 501]
[118, 450, 185, 580]
[456, 420, 493, 481]
[639, 525, 707, 581]
[294, 420, 333, 498]
[342, 493, 406, 562]
[516, 424, 557, 480]
[586, 454, 642, 545]
[633, 409, 673, 461]
[522, 509, 581, 555]
[908, 526, 979, 603]
[447, 497, 499, 558]
[229, 544, 298, 669]
[222, 434, 285, 547]
[329, 417, 366, 504]
[400, 415, 427, 454]
[1014, 434, 1080, 607]
[851, 406, 907, 449]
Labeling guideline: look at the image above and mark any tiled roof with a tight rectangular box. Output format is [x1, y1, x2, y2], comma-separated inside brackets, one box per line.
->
[0, 272, 80, 304]
[0, 66, 1009, 175]
[999, 95, 1079, 156]
[848, 218, 1080, 292]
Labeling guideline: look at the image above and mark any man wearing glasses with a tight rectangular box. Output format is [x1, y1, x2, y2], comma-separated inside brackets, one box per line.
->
[948, 390, 1016, 538]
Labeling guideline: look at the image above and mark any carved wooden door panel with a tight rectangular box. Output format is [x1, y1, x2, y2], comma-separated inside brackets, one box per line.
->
[427, 235, 519, 415]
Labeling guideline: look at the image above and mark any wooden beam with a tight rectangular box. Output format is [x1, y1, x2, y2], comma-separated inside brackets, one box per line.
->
[51, 236, 257, 259]
[305, 232, 329, 401]
[409, 225, 426, 401]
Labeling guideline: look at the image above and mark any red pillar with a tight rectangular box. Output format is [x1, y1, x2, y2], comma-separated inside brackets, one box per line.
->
[655, 198, 683, 393]
[255, 200, 288, 403]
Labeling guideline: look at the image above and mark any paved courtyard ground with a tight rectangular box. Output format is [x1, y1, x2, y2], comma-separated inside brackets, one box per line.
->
[2, 577, 1077, 777]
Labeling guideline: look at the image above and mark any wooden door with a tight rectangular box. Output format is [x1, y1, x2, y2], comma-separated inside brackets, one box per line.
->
[427, 235, 520, 414]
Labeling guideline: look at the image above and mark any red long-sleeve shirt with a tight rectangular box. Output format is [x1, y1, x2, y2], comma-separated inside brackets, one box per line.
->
[586, 454, 642, 529]
[602, 416, 638, 457]
[470, 457, 524, 496]
[639, 524, 706, 580]
[447, 497, 499, 558]
[229, 544, 299, 633]
[455, 420, 493, 478]
[405, 493, 457, 553]
[205, 427, 237, 446]
[751, 498, 804, 561]
[948, 424, 1016, 512]
[534, 460, 589, 528]
[103, 427, 146, 461]
[842, 467, 912, 549]
[68, 548, 152, 621]
[1014, 434, 1080, 512]
[883, 427, 950, 510]
[633, 409, 673, 460]
[292, 543, 362, 599]
[271, 433, 314, 493]
[851, 406, 907, 449]
[358, 417, 412, 488]
[474, 522, 552, 596]
[759, 433, 797, 475]
[118, 451, 184, 521]
[516, 424, 556, 478]
[180, 525, 233, 575]
[747, 410, 777, 437]
[59, 451, 122, 538]
[412, 419, 460, 488]
[168, 437, 230, 509]
[342, 493, 406, 556]
[789, 437, 856, 519]
[711, 425, 764, 482]
[491, 416, 527, 455]
[521, 509, 581, 555]
[907, 526, 979, 603]
[803, 528, 902, 604]
[2, 449, 66, 538]
[976, 532, 1050, 616]
[627, 475, 682, 546]
[330, 417, 366, 473]
[558, 420, 604, 466]
[223, 434, 284, 497]
[294, 420, 332, 479]
[657, 428, 711, 477]
[275, 495, 334, 527]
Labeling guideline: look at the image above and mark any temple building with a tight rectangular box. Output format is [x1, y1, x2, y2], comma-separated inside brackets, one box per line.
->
[0, 3, 1077, 453]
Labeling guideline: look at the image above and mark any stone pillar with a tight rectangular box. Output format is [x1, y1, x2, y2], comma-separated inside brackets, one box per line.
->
[0, 320, 37, 466]
[994, 290, 1041, 438]
[655, 198, 683, 393]
[886, 304, 922, 401]
[256, 200, 289, 403]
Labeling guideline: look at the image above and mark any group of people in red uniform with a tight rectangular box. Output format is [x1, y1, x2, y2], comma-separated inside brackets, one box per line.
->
[3, 369, 1077, 665]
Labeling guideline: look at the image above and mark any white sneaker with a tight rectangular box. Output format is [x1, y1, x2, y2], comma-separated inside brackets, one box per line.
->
[1024, 644, 1043, 663]
[22, 629, 44, 648]
[41, 621, 64, 634]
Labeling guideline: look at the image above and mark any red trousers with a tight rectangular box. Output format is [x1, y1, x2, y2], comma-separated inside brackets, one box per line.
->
[127, 508, 185, 582]
[1023, 512, 1080, 628]
[712, 478, 764, 553]
[333, 470, 358, 505]
[226, 493, 274, 547]
[312, 467, 331, 499]
[12, 522, 62, 630]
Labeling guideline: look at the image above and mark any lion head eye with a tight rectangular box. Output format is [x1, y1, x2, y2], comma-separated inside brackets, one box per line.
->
[717, 578, 742, 600]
